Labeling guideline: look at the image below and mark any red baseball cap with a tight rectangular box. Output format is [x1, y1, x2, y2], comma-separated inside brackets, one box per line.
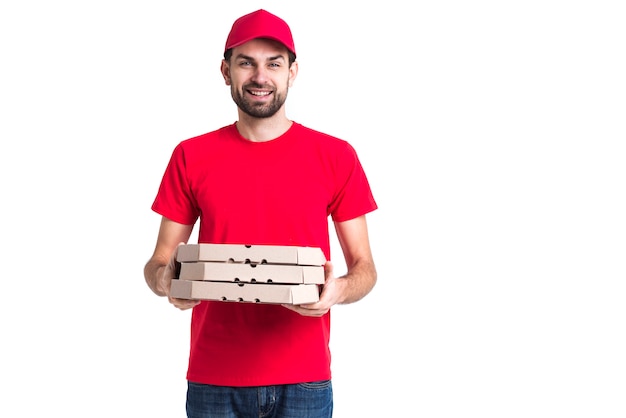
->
[224, 9, 296, 57]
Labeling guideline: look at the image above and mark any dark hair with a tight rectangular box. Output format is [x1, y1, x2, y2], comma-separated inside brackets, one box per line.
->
[224, 48, 296, 66]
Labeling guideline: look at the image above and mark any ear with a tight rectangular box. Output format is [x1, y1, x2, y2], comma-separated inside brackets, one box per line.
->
[288, 61, 298, 87]
[221, 59, 231, 85]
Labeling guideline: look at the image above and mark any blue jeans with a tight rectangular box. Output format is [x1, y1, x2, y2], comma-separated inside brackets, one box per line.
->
[186, 380, 333, 418]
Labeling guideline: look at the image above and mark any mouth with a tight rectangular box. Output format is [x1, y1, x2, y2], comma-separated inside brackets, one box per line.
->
[247, 89, 272, 98]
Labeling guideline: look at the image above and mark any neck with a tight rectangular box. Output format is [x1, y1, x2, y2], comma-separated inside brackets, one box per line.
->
[235, 113, 293, 142]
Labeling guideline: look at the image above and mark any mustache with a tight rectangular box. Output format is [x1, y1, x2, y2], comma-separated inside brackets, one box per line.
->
[244, 83, 274, 90]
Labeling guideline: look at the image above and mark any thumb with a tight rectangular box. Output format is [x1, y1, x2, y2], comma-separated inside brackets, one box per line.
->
[324, 260, 334, 281]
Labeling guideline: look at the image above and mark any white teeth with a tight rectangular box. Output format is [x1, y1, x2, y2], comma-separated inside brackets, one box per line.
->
[250, 91, 270, 96]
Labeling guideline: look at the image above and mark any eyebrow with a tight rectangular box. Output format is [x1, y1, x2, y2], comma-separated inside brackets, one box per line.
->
[235, 53, 286, 62]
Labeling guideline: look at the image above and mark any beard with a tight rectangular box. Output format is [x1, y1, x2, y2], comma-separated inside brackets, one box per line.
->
[231, 84, 288, 118]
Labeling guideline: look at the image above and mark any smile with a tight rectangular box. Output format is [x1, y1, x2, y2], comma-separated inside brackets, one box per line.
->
[249, 91, 271, 96]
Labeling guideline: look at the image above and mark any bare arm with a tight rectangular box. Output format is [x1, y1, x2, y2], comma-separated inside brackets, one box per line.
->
[332, 214, 377, 304]
[283, 215, 377, 317]
[144, 217, 198, 309]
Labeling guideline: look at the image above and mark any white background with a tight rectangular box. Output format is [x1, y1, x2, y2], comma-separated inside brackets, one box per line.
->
[1, 1, 625, 417]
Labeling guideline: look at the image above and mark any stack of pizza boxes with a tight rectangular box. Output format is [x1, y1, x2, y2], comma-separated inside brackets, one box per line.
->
[170, 244, 327, 304]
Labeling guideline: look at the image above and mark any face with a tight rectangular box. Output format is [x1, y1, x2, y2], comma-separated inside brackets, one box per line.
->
[221, 38, 297, 119]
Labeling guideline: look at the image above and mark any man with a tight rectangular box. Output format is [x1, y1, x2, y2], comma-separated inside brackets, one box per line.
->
[144, 9, 378, 417]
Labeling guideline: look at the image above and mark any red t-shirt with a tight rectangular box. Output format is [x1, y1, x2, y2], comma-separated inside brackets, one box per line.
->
[152, 122, 377, 386]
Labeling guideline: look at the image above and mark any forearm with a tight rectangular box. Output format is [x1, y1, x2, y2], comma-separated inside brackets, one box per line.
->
[143, 218, 194, 297]
[335, 258, 377, 305]
[144, 258, 168, 297]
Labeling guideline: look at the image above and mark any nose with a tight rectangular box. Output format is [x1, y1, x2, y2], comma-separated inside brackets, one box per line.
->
[251, 66, 269, 84]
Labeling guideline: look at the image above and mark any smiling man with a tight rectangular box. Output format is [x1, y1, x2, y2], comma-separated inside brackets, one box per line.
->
[144, 9, 378, 417]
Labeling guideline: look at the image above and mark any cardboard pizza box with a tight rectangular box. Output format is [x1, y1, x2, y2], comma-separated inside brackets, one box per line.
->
[178, 262, 325, 284]
[170, 279, 320, 305]
[176, 244, 326, 266]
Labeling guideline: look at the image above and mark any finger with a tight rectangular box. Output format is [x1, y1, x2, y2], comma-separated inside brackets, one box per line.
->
[169, 296, 200, 310]
[324, 260, 333, 278]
